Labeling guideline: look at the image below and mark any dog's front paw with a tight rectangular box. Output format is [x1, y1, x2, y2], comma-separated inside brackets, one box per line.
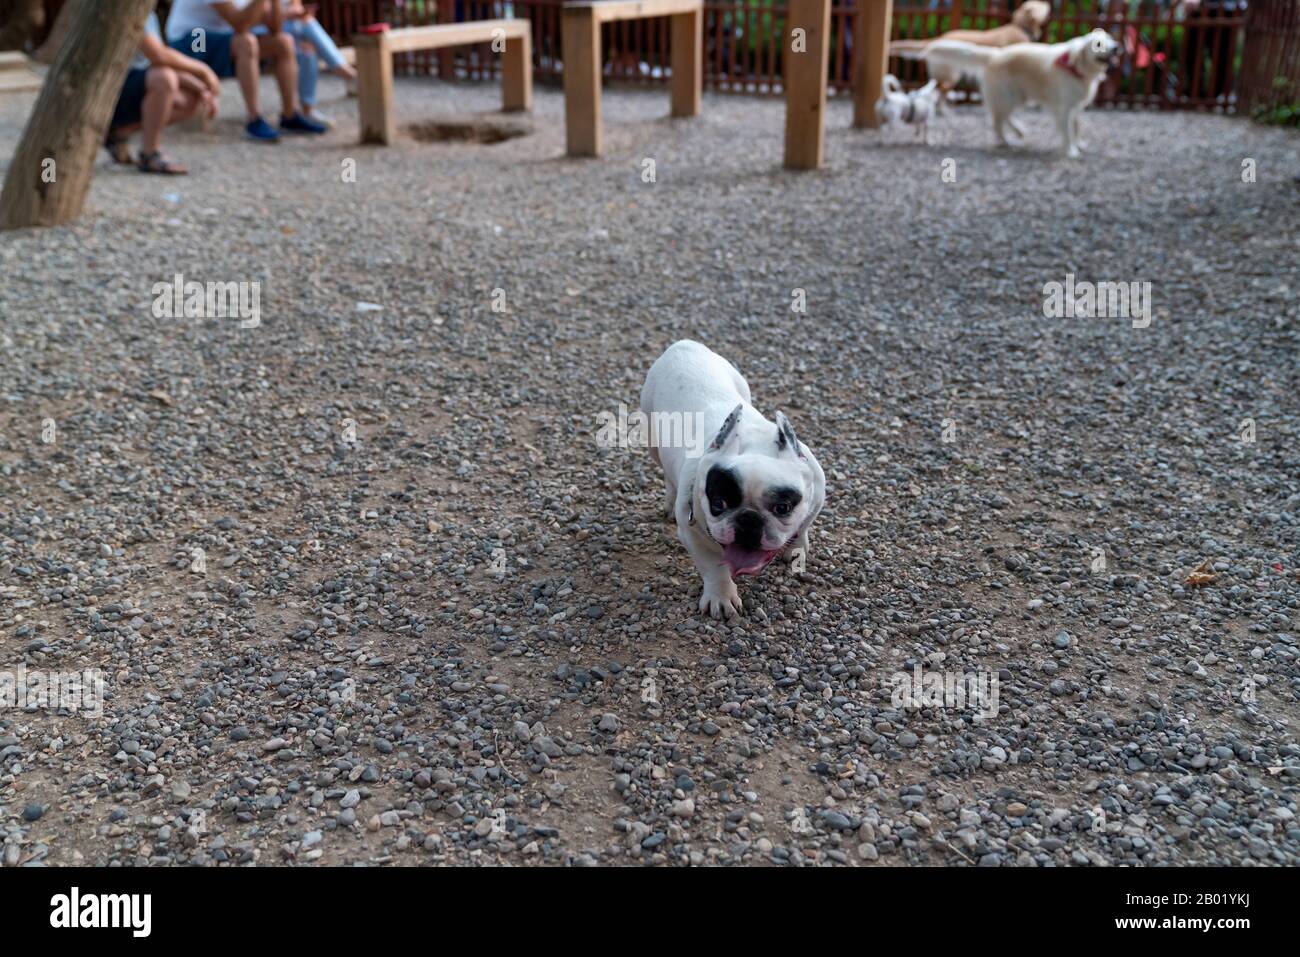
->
[699, 580, 743, 620]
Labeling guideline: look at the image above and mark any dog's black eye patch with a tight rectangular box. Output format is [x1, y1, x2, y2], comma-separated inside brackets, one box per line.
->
[705, 467, 743, 515]
[765, 487, 802, 516]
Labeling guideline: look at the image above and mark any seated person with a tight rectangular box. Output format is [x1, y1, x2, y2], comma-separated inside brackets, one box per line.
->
[106, 6, 221, 174]
[254, 2, 357, 126]
[164, 0, 328, 141]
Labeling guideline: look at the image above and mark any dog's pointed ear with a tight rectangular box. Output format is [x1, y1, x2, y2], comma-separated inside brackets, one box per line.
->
[708, 404, 744, 453]
[774, 411, 805, 459]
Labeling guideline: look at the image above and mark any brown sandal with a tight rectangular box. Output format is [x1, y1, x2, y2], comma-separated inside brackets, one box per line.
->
[137, 151, 188, 175]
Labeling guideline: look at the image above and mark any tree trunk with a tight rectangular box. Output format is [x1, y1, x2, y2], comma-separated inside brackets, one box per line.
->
[0, 0, 154, 230]
[32, 0, 86, 64]
[0, 0, 45, 52]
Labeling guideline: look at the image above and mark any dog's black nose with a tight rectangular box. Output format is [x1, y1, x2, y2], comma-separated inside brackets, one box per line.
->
[734, 510, 764, 549]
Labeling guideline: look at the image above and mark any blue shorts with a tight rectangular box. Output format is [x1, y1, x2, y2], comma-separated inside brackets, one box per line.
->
[168, 30, 237, 78]
[110, 67, 150, 130]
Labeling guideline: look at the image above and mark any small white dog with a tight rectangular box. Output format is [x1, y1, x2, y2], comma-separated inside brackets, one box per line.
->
[910, 28, 1121, 158]
[875, 76, 942, 145]
[640, 341, 826, 620]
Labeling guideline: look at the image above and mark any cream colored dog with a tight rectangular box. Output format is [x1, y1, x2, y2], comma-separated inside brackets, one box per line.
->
[911, 28, 1120, 158]
[890, 1, 1052, 106]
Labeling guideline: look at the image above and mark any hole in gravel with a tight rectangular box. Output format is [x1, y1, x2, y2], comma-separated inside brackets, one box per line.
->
[405, 120, 529, 144]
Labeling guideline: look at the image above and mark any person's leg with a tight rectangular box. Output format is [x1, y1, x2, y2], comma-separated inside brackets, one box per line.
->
[106, 123, 139, 162]
[135, 68, 188, 173]
[232, 30, 263, 119]
[275, 22, 319, 109]
[258, 31, 301, 117]
[140, 66, 181, 154]
[299, 16, 352, 75]
[296, 39, 320, 110]
[107, 67, 149, 162]
[170, 74, 205, 126]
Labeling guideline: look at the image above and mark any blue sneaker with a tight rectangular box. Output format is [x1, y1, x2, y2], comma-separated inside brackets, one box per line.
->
[245, 117, 281, 142]
[280, 112, 329, 135]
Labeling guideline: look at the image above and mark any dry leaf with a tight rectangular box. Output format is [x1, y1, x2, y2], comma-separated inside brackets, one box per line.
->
[1185, 560, 1217, 587]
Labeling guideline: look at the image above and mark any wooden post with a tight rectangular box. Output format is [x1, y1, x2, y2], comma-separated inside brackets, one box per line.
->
[853, 0, 893, 129]
[563, 6, 602, 157]
[784, 0, 831, 169]
[669, 8, 702, 117]
[356, 32, 395, 145]
[502, 32, 533, 111]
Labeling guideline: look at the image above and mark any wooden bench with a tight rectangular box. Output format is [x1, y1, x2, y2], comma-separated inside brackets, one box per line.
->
[0, 52, 43, 95]
[562, 0, 702, 158]
[353, 21, 533, 145]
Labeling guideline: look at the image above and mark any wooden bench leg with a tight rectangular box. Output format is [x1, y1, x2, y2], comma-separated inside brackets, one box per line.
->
[502, 32, 532, 112]
[670, 9, 702, 118]
[356, 34, 395, 145]
[563, 7, 602, 157]
[785, 0, 831, 169]
[853, 0, 893, 129]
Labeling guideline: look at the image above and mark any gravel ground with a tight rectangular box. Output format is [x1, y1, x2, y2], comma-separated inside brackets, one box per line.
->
[1, 73, 1298, 867]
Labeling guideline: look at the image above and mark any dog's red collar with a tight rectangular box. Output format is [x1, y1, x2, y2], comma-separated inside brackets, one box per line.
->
[1055, 50, 1086, 81]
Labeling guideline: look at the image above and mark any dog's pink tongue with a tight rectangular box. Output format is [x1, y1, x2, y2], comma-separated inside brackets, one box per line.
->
[723, 543, 777, 577]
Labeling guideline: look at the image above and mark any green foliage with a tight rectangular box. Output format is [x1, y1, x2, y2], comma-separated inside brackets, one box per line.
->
[1251, 76, 1300, 126]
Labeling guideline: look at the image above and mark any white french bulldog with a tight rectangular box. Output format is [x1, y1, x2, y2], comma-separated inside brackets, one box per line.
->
[640, 340, 826, 620]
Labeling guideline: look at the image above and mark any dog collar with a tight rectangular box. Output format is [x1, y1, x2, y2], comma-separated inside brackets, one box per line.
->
[698, 506, 723, 546]
[1055, 50, 1086, 81]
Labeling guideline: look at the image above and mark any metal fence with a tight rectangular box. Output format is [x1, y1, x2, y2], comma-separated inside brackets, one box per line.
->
[28, 1, 1292, 114]
[1237, 0, 1300, 118]
[313, 0, 1256, 109]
